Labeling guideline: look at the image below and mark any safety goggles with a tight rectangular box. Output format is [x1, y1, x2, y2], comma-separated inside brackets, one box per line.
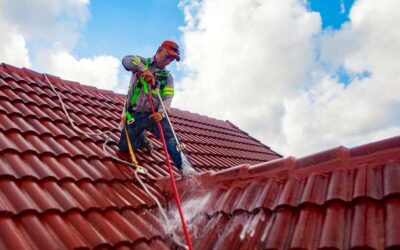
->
[168, 45, 180, 54]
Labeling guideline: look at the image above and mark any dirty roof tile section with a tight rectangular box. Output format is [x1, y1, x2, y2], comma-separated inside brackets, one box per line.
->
[0, 63, 281, 180]
[0, 63, 280, 249]
[159, 136, 400, 250]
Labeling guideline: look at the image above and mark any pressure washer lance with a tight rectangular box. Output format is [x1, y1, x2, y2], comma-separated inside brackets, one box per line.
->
[139, 77, 193, 250]
[155, 89, 196, 175]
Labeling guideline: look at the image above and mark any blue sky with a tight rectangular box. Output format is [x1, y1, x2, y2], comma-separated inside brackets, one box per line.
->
[73, 0, 355, 82]
[77, 0, 356, 55]
[74, 1, 183, 66]
[308, 0, 355, 29]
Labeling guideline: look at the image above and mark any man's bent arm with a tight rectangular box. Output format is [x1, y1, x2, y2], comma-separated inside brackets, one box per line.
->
[122, 55, 147, 73]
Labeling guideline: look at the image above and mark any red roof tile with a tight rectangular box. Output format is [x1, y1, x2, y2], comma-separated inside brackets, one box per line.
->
[3, 62, 398, 249]
[159, 136, 400, 249]
[0, 63, 280, 249]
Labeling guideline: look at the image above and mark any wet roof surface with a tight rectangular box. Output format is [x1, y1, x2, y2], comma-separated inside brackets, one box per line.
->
[163, 137, 400, 249]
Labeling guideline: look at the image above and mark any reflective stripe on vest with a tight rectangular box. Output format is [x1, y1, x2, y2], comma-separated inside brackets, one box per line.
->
[162, 87, 174, 96]
[156, 68, 171, 97]
[130, 55, 142, 66]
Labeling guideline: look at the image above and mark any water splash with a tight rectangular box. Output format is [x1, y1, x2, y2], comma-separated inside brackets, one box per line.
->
[170, 192, 210, 229]
[158, 182, 211, 242]
[183, 173, 203, 193]
[181, 152, 193, 170]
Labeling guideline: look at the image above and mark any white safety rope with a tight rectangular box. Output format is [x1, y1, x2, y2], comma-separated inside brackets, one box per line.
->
[42, 74, 187, 249]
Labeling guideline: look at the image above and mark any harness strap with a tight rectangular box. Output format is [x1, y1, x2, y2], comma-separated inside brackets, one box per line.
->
[130, 85, 141, 105]
[125, 126, 138, 165]
[129, 58, 150, 105]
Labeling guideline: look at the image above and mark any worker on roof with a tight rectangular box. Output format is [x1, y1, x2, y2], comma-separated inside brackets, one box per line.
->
[118, 40, 194, 175]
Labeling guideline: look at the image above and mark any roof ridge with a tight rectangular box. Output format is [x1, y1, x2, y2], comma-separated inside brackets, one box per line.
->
[1, 63, 124, 99]
[156, 135, 400, 193]
[188, 195, 397, 220]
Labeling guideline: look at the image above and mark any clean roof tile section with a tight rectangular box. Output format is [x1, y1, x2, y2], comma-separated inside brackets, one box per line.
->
[0, 63, 280, 249]
[159, 136, 400, 250]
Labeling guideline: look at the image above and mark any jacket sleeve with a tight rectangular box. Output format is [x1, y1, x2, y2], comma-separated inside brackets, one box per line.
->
[122, 55, 148, 73]
[157, 74, 174, 114]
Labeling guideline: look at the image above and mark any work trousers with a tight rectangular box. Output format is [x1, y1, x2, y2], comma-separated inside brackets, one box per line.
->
[118, 112, 183, 169]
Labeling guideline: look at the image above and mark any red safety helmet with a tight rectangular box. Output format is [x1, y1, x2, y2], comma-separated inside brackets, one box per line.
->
[159, 40, 180, 61]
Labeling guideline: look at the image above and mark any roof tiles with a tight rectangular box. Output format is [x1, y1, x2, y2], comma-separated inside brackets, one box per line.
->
[160, 136, 400, 250]
[0, 63, 280, 249]
[1, 62, 399, 249]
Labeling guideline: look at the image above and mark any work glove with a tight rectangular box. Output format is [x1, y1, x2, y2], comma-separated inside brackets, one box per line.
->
[176, 143, 186, 152]
[150, 112, 164, 123]
[142, 69, 155, 86]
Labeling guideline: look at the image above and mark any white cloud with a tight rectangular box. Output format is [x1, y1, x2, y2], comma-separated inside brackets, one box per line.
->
[176, 0, 400, 157]
[288, 0, 400, 155]
[176, 0, 321, 155]
[0, 23, 31, 67]
[0, 0, 89, 49]
[0, 0, 120, 90]
[36, 49, 120, 89]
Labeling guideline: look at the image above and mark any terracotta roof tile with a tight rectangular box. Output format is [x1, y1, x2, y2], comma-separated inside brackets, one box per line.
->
[5, 63, 399, 249]
[0, 63, 281, 249]
[0, 209, 170, 249]
[157, 136, 400, 249]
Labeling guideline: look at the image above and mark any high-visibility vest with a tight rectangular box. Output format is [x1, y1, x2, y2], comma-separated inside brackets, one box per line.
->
[129, 58, 173, 106]
[125, 58, 173, 122]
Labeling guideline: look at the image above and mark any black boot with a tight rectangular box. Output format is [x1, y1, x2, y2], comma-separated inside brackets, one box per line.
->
[142, 135, 153, 153]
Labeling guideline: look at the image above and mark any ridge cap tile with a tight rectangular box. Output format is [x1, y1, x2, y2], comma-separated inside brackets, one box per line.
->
[350, 135, 400, 157]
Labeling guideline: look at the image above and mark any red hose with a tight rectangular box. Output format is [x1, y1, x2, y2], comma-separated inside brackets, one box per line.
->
[143, 82, 193, 250]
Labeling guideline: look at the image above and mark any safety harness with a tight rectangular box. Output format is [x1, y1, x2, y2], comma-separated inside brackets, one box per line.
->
[125, 58, 174, 123]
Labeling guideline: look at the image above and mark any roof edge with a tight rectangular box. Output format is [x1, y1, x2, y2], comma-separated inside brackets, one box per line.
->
[156, 135, 400, 194]
[1, 62, 124, 99]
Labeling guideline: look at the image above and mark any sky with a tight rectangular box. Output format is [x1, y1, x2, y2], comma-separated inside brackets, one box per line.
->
[1, 0, 399, 157]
